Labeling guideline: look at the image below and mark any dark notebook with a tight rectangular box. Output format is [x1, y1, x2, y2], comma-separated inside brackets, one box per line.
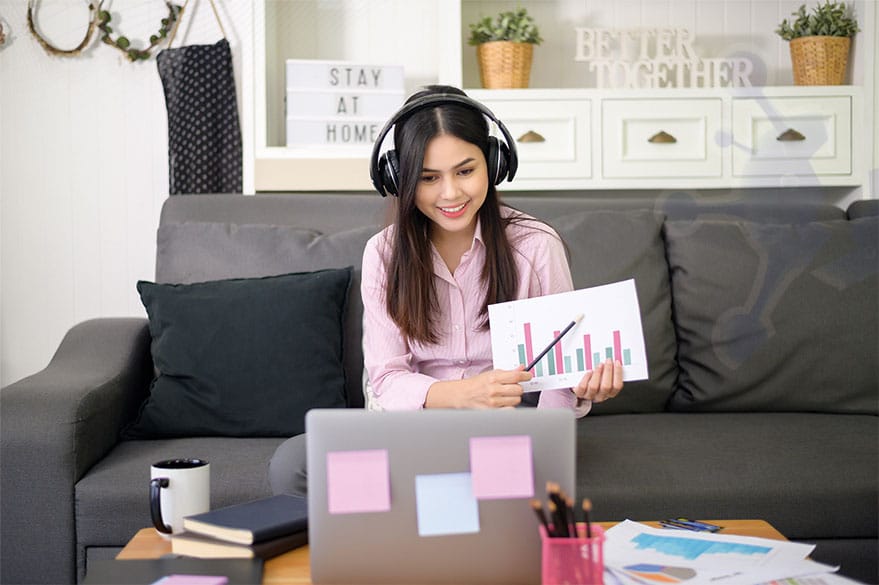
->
[182, 494, 308, 545]
[82, 558, 263, 585]
[172, 529, 308, 559]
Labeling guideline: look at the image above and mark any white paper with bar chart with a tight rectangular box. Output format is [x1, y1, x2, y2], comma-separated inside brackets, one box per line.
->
[488, 279, 648, 393]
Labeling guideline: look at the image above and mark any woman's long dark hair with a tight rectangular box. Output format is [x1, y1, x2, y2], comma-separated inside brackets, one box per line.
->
[384, 86, 521, 345]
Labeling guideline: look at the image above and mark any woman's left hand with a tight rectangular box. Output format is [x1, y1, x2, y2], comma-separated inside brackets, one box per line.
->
[573, 359, 624, 403]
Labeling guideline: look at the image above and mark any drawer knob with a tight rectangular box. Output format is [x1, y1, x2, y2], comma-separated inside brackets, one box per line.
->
[777, 128, 806, 142]
[648, 130, 677, 144]
[517, 130, 545, 143]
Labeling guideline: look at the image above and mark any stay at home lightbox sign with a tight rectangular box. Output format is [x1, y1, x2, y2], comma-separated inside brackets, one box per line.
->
[574, 28, 754, 89]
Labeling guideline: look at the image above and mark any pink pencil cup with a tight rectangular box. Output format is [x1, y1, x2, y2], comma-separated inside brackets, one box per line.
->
[539, 524, 605, 585]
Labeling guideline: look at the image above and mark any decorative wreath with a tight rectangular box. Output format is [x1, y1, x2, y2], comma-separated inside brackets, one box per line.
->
[27, 0, 100, 57]
[27, 0, 181, 62]
[98, 1, 182, 62]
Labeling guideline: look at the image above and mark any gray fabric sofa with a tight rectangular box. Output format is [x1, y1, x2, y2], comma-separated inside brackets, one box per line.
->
[2, 193, 877, 584]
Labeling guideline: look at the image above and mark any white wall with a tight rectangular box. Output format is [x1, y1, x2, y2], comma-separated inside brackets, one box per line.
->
[1, 0, 876, 387]
[874, 0, 879, 197]
[0, 0, 253, 385]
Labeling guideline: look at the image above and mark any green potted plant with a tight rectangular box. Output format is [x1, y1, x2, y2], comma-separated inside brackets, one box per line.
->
[468, 7, 543, 89]
[775, 1, 859, 85]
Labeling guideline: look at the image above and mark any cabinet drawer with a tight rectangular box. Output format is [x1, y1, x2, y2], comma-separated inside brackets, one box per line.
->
[478, 99, 592, 180]
[601, 99, 722, 178]
[731, 96, 851, 177]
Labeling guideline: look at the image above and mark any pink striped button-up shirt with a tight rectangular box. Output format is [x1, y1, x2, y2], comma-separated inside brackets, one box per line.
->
[361, 208, 591, 417]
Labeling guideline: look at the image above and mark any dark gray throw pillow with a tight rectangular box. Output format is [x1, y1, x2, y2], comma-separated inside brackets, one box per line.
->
[124, 268, 352, 438]
[551, 210, 678, 414]
[155, 221, 380, 409]
[665, 217, 878, 414]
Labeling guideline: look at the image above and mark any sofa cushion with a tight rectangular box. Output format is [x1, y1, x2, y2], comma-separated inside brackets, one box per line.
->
[576, 412, 878, 541]
[847, 199, 879, 219]
[665, 217, 878, 413]
[125, 268, 351, 438]
[155, 221, 380, 408]
[76, 437, 283, 579]
[551, 210, 678, 414]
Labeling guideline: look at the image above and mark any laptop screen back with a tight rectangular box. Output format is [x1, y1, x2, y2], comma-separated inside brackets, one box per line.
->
[306, 408, 576, 584]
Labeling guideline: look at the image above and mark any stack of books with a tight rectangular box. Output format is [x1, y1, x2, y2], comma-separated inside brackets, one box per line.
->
[171, 494, 308, 560]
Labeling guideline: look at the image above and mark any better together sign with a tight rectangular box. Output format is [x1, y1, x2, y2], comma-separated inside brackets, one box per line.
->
[574, 28, 754, 89]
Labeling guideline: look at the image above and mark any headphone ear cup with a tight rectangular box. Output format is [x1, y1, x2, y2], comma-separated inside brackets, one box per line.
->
[378, 150, 400, 197]
[486, 137, 500, 185]
[487, 137, 510, 185]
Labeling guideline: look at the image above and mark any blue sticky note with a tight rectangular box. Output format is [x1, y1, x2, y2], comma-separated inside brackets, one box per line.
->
[414, 472, 480, 537]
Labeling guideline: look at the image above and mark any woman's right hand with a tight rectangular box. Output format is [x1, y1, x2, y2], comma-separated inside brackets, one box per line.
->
[425, 367, 531, 409]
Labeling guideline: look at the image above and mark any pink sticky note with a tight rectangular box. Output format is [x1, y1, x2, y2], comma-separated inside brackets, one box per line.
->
[152, 576, 228, 585]
[326, 449, 391, 514]
[469, 435, 534, 499]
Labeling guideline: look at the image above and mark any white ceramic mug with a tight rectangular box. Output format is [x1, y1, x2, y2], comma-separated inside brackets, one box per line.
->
[149, 458, 210, 536]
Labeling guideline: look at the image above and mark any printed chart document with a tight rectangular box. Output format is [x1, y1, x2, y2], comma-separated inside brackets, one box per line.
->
[603, 520, 840, 585]
[489, 279, 648, 392]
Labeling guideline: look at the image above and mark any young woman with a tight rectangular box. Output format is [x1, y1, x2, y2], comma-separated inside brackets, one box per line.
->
[269, 86, 623, 497]
[362, 85, 623, 412]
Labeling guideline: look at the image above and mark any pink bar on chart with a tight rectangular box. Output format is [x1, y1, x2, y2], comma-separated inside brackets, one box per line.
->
[613, 330, 622, 362]
[553, 330, 564, 373]
[524, 323, 534, 365]
[584, 334, 592, 371]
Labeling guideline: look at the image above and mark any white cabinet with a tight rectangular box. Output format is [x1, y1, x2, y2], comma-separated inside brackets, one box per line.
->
[249, 2, 866, 193]
[731, 96, 852, 179]
[467, 87, 862, 191]
[601, 98, 722, 179]
[477, 94, 592, 181]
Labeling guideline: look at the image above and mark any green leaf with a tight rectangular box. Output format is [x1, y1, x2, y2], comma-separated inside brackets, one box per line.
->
[776, 1, 858, 39]
[467, 7, 542, 44]
[116, 36, 130, 49]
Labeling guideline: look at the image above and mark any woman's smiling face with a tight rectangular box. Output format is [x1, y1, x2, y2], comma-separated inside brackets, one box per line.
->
[414, 133, 489, 242]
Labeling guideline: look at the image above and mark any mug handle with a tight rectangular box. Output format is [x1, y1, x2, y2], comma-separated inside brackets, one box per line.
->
[149, 477, 173, 534]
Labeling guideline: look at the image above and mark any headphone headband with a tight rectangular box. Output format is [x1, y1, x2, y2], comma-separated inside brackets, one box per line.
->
[369, 93, 518, 196]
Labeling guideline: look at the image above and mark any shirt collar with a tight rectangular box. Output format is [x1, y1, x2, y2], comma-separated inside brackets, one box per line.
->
[472, 216, 485, 248]
[430, 216, 485, 282]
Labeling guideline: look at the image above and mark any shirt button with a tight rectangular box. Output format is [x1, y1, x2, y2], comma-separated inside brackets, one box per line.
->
[454, 325, 461, 332]
[457, 359, 466, 365]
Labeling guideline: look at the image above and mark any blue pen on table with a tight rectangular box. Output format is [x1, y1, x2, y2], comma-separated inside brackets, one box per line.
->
[659, 518, 723, 532]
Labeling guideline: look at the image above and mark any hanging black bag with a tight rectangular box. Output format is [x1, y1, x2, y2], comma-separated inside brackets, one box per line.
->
[157, 0, 242, 194]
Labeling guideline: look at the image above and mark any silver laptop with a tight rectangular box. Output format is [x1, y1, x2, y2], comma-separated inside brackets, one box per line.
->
[306, 408, 576, 584]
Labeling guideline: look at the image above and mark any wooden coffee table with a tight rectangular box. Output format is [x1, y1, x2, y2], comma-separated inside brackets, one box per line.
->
[117, 519, 786, 585]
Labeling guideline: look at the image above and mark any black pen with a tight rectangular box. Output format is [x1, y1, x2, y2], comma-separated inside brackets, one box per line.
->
[525, 314, 584, 372]
[582, 498, 593, 539]
[530, 498, 552, 537]
[546, 482, 569, 538]
[547, 500, 567, 538]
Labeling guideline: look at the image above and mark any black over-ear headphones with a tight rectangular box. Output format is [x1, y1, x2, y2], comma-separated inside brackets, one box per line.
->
[369, 93, 518, 197]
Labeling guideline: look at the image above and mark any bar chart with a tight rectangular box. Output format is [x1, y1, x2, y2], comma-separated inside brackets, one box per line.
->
[520, 325, 634, 377]
[489, 279, 648, 393]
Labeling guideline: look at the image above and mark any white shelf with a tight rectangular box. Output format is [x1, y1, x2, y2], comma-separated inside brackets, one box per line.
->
[249, 1, 869, 194]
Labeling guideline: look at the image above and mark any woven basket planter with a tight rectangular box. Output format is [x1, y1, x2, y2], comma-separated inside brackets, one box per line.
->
[789, 36, 851, 85]
[476, 41, 533, 89]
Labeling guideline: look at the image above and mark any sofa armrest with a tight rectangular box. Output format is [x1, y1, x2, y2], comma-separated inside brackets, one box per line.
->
[1, 317, 152, 585]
